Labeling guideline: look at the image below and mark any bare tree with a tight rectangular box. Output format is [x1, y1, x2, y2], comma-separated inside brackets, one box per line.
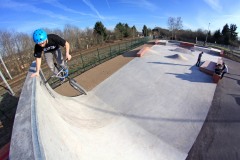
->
[168, 17, 183, 40]
[0, 30, 23, 75]
[168, 17, 175, 39]
[84, 27, 94, 48]
[64, 24, 82, 52]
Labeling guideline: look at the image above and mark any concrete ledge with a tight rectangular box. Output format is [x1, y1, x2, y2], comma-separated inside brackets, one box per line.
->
[199, 60, 216, 75]
[10, 61, 43, 160]
[220, 50, 224, 57]
[180, 42, 195, 48]
[213, 73, 221, 83]
[155, 40, 167, 45]
[136, 47, 149, 57]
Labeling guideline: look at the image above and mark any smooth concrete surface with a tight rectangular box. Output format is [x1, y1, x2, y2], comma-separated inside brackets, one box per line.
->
[9, 62, 36, 160]
[10, 44, 222, 159]
[187, 57, 240, 160]
[92, 45, 219, 154]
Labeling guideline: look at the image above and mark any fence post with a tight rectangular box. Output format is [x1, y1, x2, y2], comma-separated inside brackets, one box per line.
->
[0, 55, 13, 79]
[0, 70, 14, 96]
[109, 46, 112, 57]
[97, 48, 101, 63]
[79, 52, 85, 71]
[131, 40, 133, 49]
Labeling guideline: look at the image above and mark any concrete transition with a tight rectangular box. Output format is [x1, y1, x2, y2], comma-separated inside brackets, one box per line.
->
[10, 43, 222, 160]
[165, 54, 188, 61]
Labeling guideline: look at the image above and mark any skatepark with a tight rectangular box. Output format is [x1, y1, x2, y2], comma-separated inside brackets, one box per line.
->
[9, 41, 240, 159]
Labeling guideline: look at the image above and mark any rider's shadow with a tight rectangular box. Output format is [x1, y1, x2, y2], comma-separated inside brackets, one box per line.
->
[166, 66, 213, 83]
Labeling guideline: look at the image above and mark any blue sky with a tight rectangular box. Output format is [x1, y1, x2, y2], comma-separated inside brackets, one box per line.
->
[1, 0, 240, 35]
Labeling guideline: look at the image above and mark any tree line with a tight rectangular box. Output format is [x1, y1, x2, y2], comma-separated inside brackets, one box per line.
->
[0, 22, 142, 78]
[0, 18, 239, 78]
[153, 17, 239, 46]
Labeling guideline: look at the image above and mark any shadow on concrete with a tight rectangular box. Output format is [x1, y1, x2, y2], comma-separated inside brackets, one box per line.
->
[122, 50, 139, 57]
[229, 94, 240, 106]
[147, 62, 191, 67]
[224, 75, 239, 81]
[165, 66, 212, 83]
[0, 92, 19, 149]
[228, 73, 240, 76]
[79, 101, 240, 124]
[187, 57, 240, 160]
[147, 41, 155, 45]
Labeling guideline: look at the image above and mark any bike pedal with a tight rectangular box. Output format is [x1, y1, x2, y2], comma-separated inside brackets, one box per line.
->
[59, 77, 65, 83]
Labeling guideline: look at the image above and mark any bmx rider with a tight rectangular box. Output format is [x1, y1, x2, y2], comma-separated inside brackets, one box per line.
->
[31, 29, 72, 80]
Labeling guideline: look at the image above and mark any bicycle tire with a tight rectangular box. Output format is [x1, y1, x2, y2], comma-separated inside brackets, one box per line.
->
[69, 78, 87, 95]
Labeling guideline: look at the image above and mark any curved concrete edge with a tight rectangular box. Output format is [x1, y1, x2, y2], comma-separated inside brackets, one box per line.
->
[9, 61, 43, 160]
[9, 60, 188, 160]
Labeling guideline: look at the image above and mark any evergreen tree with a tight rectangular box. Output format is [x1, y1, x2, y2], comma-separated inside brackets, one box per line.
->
[131, 25, 137, 38]
[124, 23, 130, 37]
[213, 29, 221, 43]
[93, 21, 107, 43]
[114, 22, 125, 39]
[221, 24, 230, 45]
[229, 24, 238, 41]
[142, 25, 148, 37]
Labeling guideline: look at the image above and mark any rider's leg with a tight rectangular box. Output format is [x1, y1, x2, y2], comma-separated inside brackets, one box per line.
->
[54, 49, 66, 68]
[54, 49, 68, 77]
[44, 52, 59, 75]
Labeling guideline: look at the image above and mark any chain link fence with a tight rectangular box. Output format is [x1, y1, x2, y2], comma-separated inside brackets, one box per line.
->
[42, 37, 151, 88]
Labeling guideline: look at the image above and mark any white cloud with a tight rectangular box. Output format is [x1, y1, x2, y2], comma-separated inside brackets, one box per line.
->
[42, 0, 99, 18]
[105, 0, 110, 9]
[82, 0, 105, 19]
[203, 0, 222, 11]
[119, 0, 157, 11]
[0, 0, 77, 22]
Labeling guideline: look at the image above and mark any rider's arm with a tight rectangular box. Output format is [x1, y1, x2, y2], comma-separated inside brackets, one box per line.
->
[65, 41, 71, 60]
[31, 57, 42, 77]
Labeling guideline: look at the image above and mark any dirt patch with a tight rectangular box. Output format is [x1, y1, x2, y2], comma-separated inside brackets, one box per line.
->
[54, 46, 147, 96]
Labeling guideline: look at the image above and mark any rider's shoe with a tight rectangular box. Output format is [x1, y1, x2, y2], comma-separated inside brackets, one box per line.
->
[64, 68, 69, 77]
[59, 77, 65, 82]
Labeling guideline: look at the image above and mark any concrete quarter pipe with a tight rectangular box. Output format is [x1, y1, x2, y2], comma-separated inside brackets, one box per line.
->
[10, 44, 220, 160]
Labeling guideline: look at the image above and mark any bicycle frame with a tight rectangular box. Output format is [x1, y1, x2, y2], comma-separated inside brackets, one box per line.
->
[45, 61, 68, 84]
[44, 60, 87, 95]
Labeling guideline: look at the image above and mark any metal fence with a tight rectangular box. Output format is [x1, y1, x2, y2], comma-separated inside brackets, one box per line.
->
[197, 41, 240, 53]
[44, 37, 151, 88]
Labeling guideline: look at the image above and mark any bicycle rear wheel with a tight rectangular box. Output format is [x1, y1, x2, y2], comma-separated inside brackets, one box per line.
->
[69, 78, 87, 95]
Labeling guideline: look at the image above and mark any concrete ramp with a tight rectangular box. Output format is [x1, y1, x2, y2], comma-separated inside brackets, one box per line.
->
[36, 83, 186, 160]
[10, 62, 187, 160]
[10, 44, 221, 160]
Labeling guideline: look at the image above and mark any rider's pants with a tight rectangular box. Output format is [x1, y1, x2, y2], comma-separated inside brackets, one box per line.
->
[44, 49, 66, 75]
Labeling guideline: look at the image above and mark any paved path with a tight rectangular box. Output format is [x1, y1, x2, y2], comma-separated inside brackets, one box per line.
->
[187, 57, 240, 160]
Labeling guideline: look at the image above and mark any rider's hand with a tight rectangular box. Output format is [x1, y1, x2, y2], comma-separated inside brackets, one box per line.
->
[66, 54, 72, 61]
[31, 72, 39, 78]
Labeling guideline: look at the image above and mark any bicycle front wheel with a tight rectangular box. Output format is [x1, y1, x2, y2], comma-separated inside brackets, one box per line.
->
[69, 79, 87, 95]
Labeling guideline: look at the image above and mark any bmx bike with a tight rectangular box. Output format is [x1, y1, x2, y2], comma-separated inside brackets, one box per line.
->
[45, 60, 87, 95]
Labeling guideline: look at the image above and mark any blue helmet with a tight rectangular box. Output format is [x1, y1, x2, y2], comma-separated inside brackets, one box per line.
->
[33, 29, 47, 44]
